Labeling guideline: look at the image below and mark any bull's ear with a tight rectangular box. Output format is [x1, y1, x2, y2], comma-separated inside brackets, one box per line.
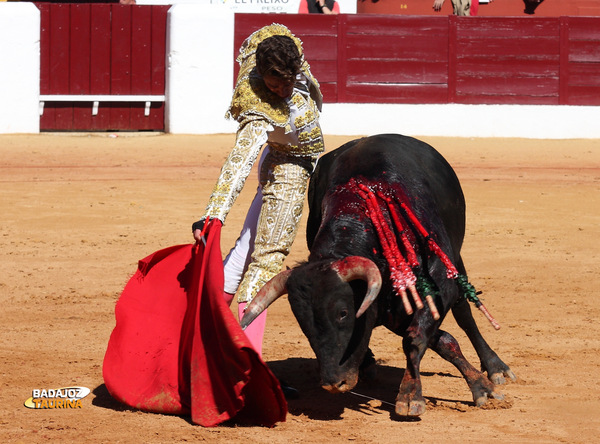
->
[240, 269, 292, 329]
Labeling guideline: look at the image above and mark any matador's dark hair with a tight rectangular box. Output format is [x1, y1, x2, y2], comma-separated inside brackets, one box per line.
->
[256, 35, 302, 82]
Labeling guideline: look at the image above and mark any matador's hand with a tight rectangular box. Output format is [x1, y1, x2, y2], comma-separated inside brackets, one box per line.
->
[192, 218, 208, 243]
[192, 217, 223, 243]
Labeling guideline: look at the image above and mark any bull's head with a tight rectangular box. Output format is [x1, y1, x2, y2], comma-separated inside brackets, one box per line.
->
[241, 256, 382, 393]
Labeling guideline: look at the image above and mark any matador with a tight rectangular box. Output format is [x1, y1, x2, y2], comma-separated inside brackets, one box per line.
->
[193, 24, 324, 355]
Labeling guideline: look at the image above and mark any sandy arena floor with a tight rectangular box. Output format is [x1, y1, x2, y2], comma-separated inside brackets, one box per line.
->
[1, 133, 599, 443]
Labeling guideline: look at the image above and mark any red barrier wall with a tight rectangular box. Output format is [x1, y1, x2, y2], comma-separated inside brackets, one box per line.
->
[36, 8, 600, 132]
[357, 0, 600, 17]
[235, 13, 600, 106]
[37, 3, 169, 131]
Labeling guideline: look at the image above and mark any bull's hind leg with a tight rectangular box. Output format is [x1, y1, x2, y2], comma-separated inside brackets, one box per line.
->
[431, 329, 503, 407]
[452, 297, 516, 384]
[452, 257, 516, 384]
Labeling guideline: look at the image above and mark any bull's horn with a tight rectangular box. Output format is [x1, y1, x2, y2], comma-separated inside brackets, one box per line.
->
[331, 256, 382, 318]
[240, 269, 292, 329]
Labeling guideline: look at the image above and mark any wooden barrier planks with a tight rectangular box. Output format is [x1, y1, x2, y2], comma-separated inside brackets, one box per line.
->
[38, 4, 169, 131]
[36, 9, 600, 132]
[453, 17, 561, 104]
[234, 14, 600, 106]
[563, 17, 600, 105]
[341, 15, 450, 103]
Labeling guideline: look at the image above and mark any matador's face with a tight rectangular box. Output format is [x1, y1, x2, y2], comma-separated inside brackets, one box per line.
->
[262, 74, 295, 99]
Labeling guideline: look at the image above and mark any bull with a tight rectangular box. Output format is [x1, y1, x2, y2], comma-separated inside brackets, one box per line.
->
[241, 134, 515, 417]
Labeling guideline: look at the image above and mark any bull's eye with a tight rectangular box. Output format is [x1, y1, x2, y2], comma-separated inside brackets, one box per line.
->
[339, 309, 348, 321]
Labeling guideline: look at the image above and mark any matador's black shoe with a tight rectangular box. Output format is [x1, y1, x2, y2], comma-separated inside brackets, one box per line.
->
[278, 379, 299, 400]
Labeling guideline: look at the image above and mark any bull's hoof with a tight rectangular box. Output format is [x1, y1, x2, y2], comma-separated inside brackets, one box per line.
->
[482, 357, 516, 385]
[474, 389, 504, 407]
[489, 369, 517, 385]
[395, 399, 426, 417]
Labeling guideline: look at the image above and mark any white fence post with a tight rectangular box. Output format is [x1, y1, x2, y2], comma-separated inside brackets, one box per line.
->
[165, 4, 237, 134]
[0, 3, 40, 134]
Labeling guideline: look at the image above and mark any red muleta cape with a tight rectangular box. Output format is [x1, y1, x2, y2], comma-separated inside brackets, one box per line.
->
[102, 220, 287, 427]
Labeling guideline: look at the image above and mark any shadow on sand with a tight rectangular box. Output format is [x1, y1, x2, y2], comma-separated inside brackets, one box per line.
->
[92, 357, 471, 424]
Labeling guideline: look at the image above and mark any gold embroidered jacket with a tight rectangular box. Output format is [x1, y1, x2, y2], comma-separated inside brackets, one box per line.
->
[204, 24, 325, 223]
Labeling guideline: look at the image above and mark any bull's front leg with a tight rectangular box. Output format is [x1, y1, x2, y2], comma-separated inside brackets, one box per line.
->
[395, 324, 429, 416]
[430, 329, 504, 406]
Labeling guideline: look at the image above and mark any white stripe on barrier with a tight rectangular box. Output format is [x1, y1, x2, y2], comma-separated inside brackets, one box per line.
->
[39, 95, 166, 116]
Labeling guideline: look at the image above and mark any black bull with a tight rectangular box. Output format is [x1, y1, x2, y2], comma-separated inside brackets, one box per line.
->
[241, 134, 515, 417]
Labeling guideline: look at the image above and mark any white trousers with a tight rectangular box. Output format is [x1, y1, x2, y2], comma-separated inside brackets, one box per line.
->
[222, 148, 269, 294]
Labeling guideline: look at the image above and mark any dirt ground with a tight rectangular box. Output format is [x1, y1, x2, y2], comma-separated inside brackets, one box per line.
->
[1, 132, 599, 443]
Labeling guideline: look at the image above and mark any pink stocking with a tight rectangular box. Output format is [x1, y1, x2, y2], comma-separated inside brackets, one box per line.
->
[223, 291, 235, 306]
[238, 302, 267, 358]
